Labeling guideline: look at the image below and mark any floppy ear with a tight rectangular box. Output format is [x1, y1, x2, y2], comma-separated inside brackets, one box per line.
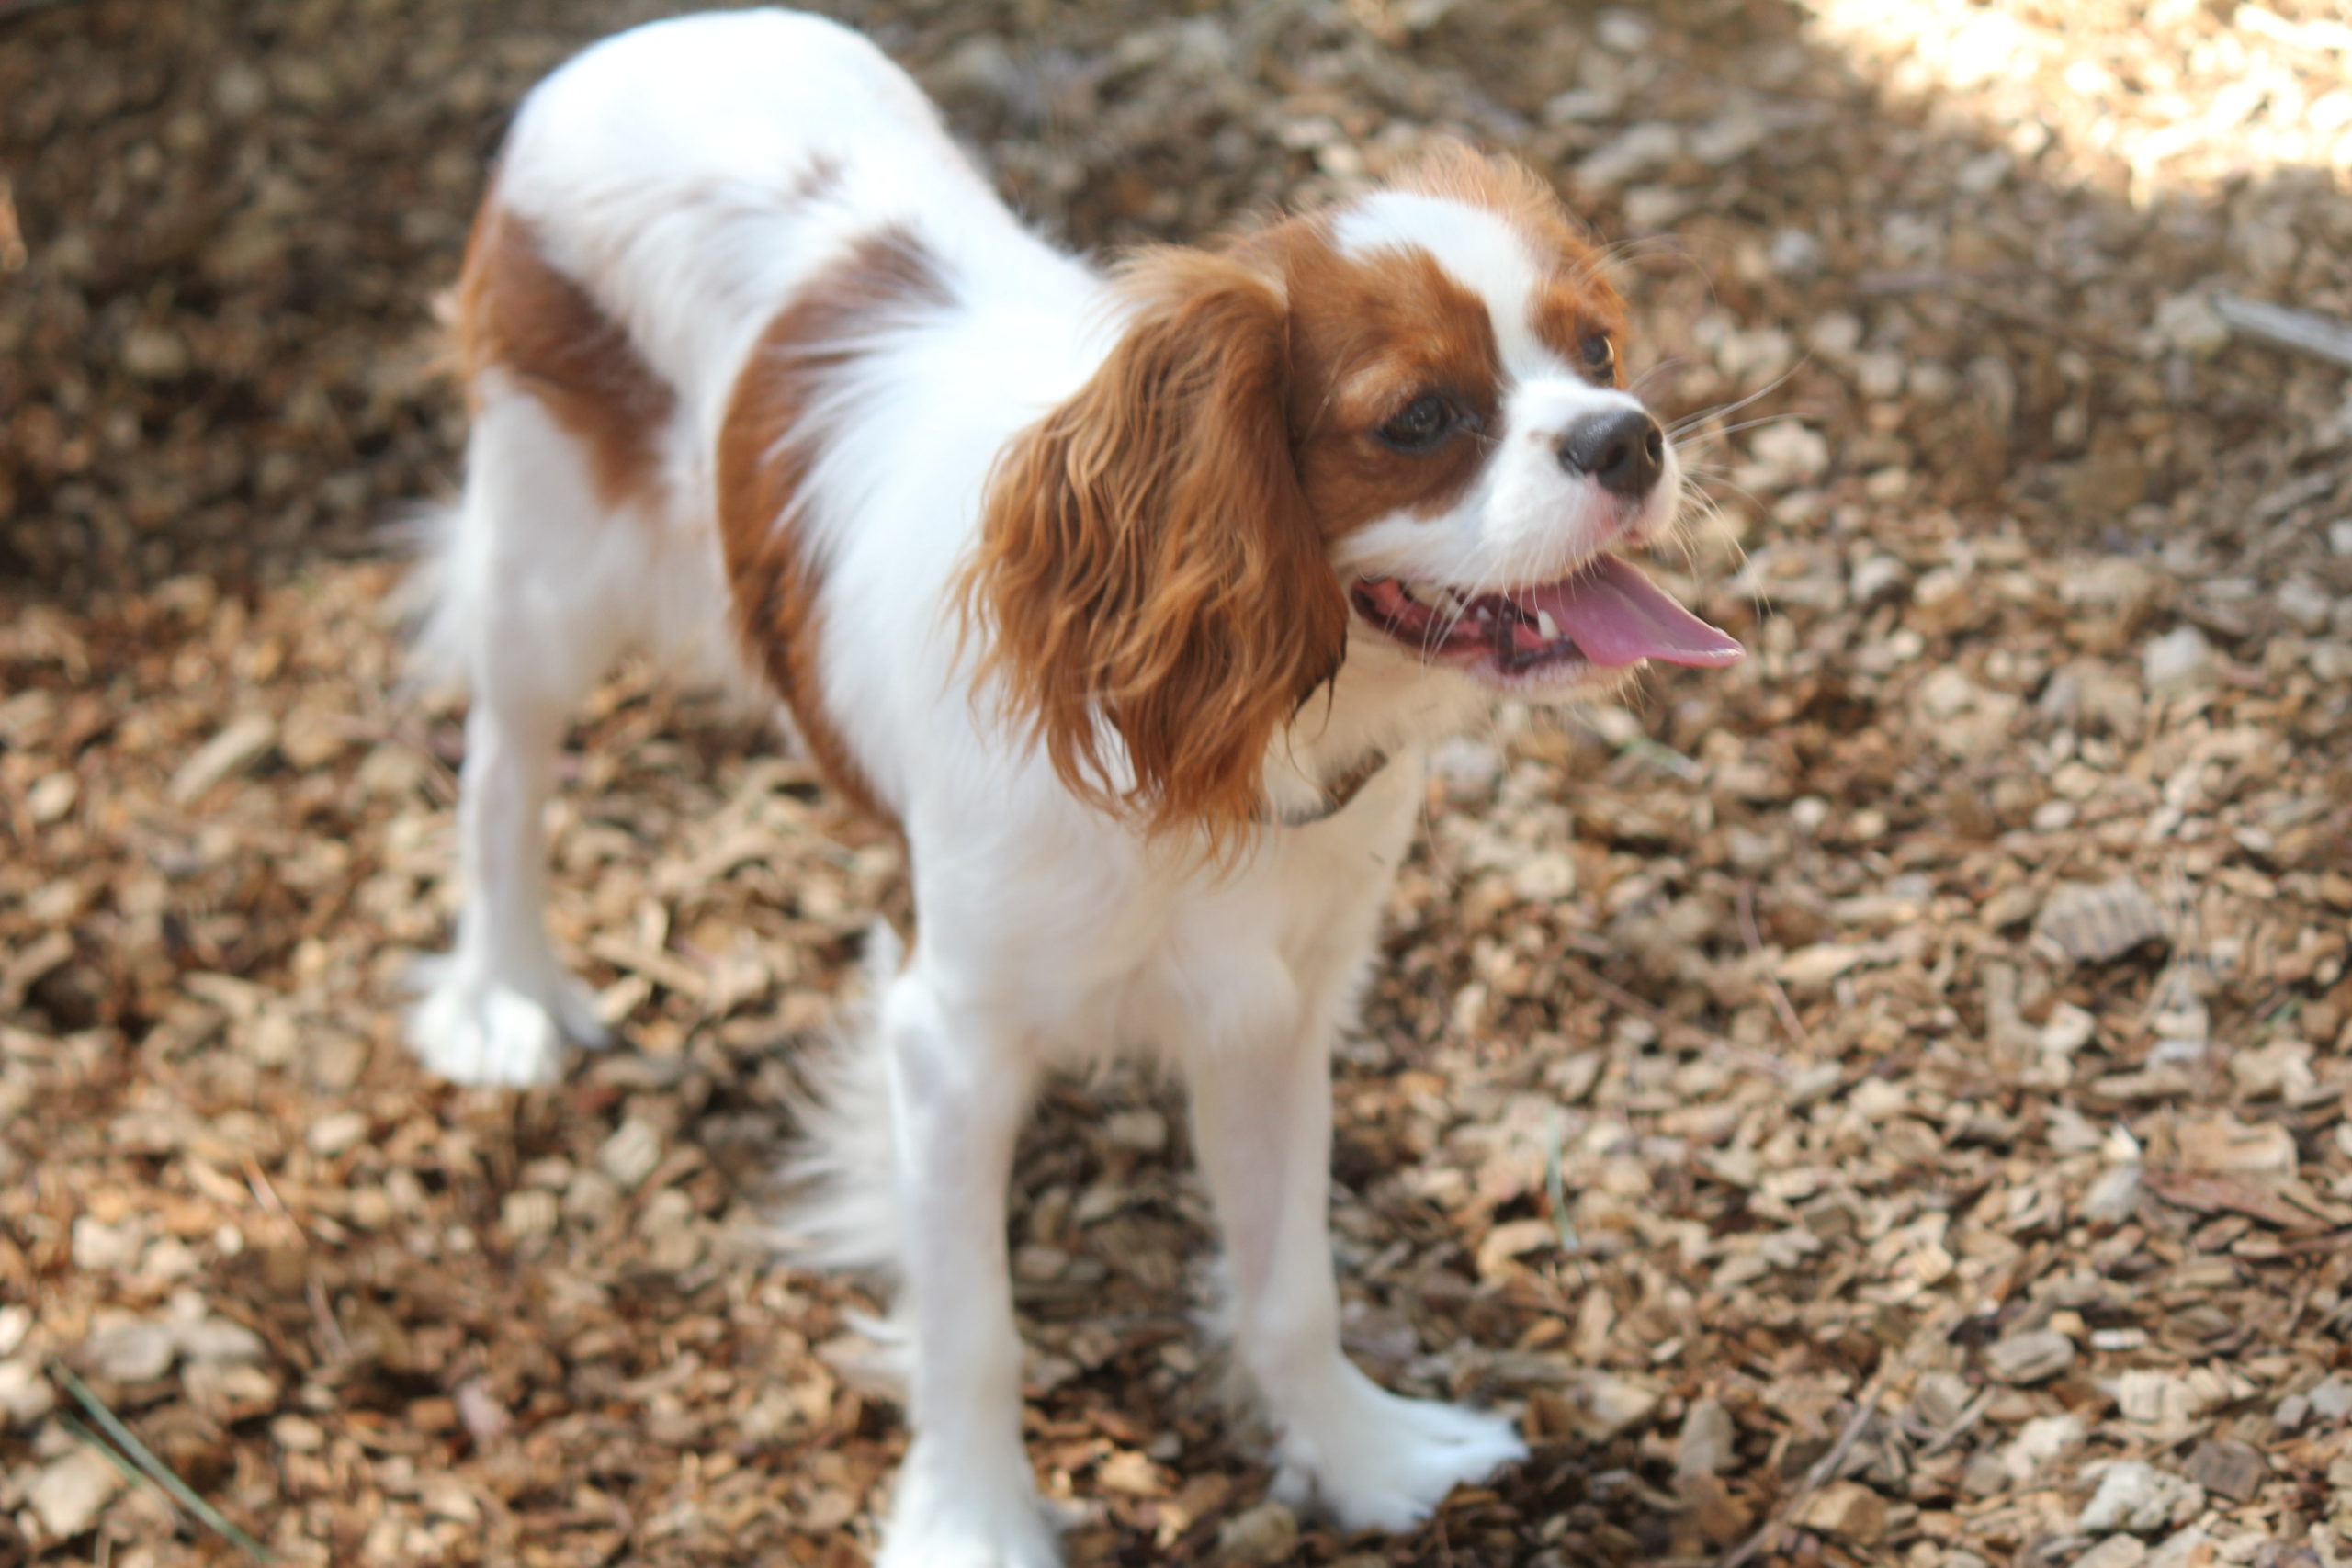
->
[962, 247, 1347, 843]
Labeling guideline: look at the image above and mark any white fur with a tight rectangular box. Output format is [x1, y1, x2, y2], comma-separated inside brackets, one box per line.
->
[1336, 192, 1548, 371]
[398, 10, 1723, 1562]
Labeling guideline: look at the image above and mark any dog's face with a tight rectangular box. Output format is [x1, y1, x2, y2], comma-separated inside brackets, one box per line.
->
[1262, 149, 1737, 694]
[969, 145, 1737, 837]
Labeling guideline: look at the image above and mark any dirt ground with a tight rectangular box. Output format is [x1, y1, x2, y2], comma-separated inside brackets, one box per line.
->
[5, 0, 2352, 1564]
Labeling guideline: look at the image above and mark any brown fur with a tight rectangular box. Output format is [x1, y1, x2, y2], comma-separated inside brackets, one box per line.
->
[960, 248, 1349, 846]
[456, 197, 677, 511]
[1274, 233, 1504, 529]
[1394, 142, 1628, 379]
[717, 226, 952, 827]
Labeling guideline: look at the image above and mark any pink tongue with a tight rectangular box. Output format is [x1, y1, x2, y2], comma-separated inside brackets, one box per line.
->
[1518, 557, 1744, 669]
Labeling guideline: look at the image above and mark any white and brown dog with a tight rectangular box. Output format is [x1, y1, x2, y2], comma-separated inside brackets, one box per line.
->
[405, 10, 1739, 1564]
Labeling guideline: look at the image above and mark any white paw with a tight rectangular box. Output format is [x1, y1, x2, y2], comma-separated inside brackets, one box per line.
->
[877, 1444, 1060, 1568]
[1269, 1365, 1527, 1534]
[406, 954, 609, 1087]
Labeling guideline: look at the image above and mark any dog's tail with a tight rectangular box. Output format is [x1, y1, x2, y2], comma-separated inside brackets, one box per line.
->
[776, 922, 912, 1390]
[386, 499, 473, 696]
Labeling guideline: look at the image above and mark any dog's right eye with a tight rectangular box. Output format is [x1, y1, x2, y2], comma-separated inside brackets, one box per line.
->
[1375, 394, 1456, 455]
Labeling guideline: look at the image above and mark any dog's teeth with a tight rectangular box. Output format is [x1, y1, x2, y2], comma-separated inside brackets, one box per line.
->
[1535, 609, 1560, 640]
[1431, 586, 1468, 615]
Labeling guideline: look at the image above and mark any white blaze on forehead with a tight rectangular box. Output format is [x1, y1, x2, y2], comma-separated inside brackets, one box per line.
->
[1331, 191, 1564, 379]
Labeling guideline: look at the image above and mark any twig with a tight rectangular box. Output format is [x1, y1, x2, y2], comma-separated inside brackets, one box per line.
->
[1613, 733, 1703, 783]
[322, 715, 460, 803]
[1917, 1386, 1995, 1458]
[1544, 1114, 1580, 1256]
[1736, 884, 1811, 1055]
[56, 1413, 187, 1529]
[2211, 293, 2352, 370]
[1556, 957, 1792, 1082]
[307, 1278, 352, 1364]
[243, 1156, 308, 1248]
[1715, 1359, 1897, 1568]
[52, 1364, 275, 1562]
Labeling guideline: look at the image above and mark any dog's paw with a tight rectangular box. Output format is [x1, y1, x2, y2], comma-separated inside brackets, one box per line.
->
[877, 1444, 1060, 1568]
[406, 955, 608, 1087]
[1270, 1368, 1526, 1534]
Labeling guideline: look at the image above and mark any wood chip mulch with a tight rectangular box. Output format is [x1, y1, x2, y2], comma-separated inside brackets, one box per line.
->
[5, 1, 2350, 1565]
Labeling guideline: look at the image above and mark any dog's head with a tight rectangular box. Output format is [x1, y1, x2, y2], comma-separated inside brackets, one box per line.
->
[967, 143, 1739, 840]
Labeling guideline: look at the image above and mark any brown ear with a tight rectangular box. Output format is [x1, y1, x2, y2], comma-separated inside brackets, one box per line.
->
[962, 247, 1346, 842]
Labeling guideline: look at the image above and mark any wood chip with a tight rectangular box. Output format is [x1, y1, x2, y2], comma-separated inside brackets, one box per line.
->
[166, 713, 278, 804]
[1984, 1329, 2075, 1384]
[2076, 1536, 2149, 1568]
[27, 1446, 123, 1539]
[2183, 1438, 2267, 1503]
[1676, 1395, 1737, 1478]
[2176, 1113, 2298, 1178]
[1789, 1479, 1887, 1542]
[2033, 877, 2169, 965]
[1217, 1500, 1299, 1565]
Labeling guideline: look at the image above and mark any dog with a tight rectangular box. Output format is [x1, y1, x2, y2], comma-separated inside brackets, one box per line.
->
[403, 10, 1740, 1563]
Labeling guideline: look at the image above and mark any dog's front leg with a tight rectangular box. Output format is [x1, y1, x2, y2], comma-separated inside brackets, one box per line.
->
[876, 968, 1057, 1568]
[1189, 1009, 1526, 1533]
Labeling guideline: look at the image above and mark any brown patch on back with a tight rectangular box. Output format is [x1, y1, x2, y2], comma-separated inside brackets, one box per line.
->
[1394, 141, 1630, 378]
[456, 194, 677, 511]
[717, 227, 952, 828]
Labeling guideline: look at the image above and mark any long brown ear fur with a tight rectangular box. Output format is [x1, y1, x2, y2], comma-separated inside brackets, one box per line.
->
[960, 247, 1346, 844]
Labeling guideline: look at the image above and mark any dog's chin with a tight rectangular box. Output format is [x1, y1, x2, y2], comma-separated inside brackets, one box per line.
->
[1464, 652, 1643, 701]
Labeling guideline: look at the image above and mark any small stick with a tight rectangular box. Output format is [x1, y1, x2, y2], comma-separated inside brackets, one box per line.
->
[307, 1278, 352, 1364]
[2211, 293, 2352, 370]
[1716, 1359, 1896, 1568]
[52, 1364, 275, 1562]
[1544, 1115, 1580, 1255]
[1736, 884, 1812, 1055]
[1556, 957, 1793, 1081]
[56, 1413, 187, 1529]
[1917, 1386, 1995, 1458]
[243, 1156, 308, 1249]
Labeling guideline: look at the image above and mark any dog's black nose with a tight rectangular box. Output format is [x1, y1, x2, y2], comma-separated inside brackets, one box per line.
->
[1557, 409, 1666, 497]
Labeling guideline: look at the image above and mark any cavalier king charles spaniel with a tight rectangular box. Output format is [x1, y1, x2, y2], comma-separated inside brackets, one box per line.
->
[405, 10, 1740, 1563]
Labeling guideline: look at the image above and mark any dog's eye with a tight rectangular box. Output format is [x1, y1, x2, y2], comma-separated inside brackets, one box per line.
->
[1375, 394, 1456, 454]
[1581, 333, 1618, 381]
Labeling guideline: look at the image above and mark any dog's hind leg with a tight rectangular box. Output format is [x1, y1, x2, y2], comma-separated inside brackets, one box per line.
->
[867, 961, 1058, 1568]
[406, 388, 645, 1086]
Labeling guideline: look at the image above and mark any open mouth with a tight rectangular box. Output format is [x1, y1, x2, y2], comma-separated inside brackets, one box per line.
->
[1350, 555, 1743, 682]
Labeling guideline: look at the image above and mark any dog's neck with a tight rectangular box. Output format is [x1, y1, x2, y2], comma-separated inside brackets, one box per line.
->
[1253, 629, 1486, 827]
